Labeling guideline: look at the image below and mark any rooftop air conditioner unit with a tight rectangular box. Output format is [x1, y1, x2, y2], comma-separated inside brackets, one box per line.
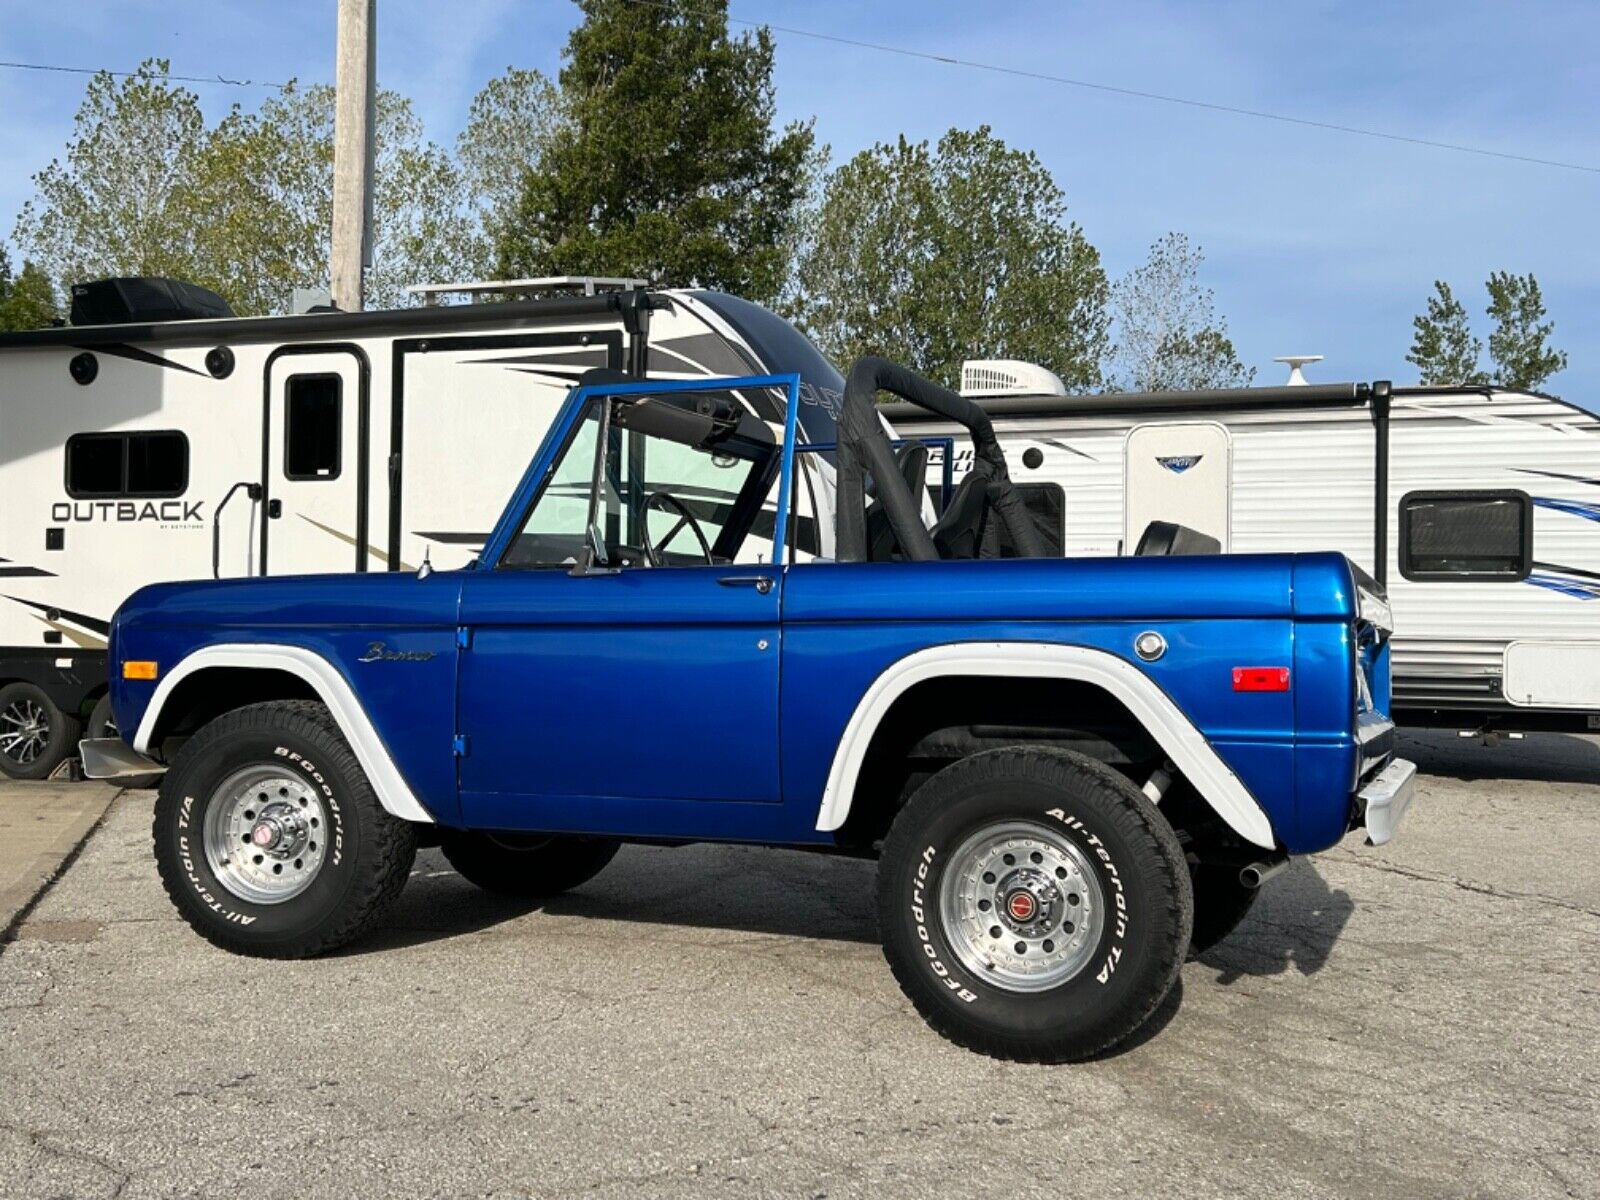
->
[960, 359, 1069, 398]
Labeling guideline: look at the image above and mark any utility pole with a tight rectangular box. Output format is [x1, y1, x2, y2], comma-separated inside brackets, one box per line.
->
[331, 0, 376, 312]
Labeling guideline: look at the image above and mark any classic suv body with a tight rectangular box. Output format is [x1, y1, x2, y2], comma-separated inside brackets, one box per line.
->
[92, 367, 1410, 1061]
[109, 547, 1379, 856]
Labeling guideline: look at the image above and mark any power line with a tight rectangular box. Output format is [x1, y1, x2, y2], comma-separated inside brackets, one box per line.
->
[0, 60, 288, 90]
[623, 0, 1600, 177]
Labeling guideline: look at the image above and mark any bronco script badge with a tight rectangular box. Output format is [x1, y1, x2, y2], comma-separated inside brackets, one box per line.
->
[358, 641, 437, 663]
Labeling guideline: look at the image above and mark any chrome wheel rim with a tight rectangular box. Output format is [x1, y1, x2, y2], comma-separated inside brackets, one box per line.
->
[202, 765, 330, 904]
[0, 698, 50, 766]
[938, 820, 1106, 992]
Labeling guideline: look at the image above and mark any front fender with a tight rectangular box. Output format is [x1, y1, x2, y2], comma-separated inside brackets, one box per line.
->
[133, 643, 437, 824]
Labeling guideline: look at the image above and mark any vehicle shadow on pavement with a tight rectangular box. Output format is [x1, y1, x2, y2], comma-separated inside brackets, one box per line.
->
[1197, 859, 1354, 986]
[1399, 728, 1600, 785]
[345, 843, 883, 955]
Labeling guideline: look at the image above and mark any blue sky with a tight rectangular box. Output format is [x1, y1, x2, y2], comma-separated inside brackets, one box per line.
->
[2, 1, 1596, 402]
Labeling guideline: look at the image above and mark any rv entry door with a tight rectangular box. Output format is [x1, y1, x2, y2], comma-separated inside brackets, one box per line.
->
[263, 349, 369, 574]
[1123, 421, 1233, 552]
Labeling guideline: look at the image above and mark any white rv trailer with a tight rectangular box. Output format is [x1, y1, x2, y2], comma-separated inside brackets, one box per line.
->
[882, 362, 1600, 733]
[0, 278, 842, 778]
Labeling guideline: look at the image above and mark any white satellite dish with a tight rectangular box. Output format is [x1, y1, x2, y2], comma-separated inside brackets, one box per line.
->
[1273, 355, 1324, 386]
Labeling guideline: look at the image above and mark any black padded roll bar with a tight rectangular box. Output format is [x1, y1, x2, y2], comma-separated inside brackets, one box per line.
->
[835, 356, 1046, 563]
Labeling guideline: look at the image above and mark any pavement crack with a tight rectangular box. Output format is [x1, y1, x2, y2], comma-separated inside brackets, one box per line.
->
[0, 1117, 133, 1194]
[1332, 852, 1600, 920]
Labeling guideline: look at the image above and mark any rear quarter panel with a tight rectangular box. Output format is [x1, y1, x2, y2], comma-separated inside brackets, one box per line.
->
[779, 554, 1358, 853]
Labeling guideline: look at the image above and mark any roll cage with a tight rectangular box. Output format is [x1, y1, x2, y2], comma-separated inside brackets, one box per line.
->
[833, 357, 1045, 563]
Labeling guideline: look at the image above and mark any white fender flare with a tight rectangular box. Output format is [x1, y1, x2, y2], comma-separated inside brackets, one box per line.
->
[134, 643, 434, 824]
[814, 641, 1277, 849]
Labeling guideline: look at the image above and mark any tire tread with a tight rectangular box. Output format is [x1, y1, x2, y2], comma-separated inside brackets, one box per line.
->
[152, 700, 416, 958]
[878, 745, 1192, 1063]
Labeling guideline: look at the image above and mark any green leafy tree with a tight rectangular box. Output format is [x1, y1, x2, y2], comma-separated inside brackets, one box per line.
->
[1485, 270, 1567, 391]
[794, 127, 1109, 389]
[457, 67, 563, 264]
[12, 61, 209, 288]
[496, 0, 814, 304]
[1407, 280, 1486, 385]
[1108, 233, 1251, 391]
[194, 82, 480, 312]
[12, 60, 479, 315]
[0, 247, 60, 330]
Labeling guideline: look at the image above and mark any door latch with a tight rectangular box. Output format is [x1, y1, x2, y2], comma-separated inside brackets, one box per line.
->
[452, 734, 470, 758]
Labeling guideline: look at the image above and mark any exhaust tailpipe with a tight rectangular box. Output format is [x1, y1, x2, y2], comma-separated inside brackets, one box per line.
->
[1239, 856, 1290, 890]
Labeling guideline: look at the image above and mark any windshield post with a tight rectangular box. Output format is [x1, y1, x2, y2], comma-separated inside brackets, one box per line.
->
[569, 397, 620, 577]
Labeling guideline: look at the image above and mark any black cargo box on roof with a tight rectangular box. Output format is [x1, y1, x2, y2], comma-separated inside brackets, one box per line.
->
[69, 277, 235, 327]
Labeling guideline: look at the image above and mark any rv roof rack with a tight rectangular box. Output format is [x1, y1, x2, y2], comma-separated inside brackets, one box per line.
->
[407, 276, 650, 306]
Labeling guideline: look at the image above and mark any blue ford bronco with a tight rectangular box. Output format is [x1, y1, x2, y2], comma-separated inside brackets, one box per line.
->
[84, 354, 1414, 1062]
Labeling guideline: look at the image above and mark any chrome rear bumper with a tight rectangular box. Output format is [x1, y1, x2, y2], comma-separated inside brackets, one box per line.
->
[1359, 757, 1416, 846]
[79, 738, 165, 781]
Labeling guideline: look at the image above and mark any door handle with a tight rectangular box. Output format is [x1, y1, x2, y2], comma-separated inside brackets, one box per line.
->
[719, 574, 773, 594]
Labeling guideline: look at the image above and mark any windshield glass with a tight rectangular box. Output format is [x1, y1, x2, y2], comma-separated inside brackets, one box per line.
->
[499, 393, 779, 570]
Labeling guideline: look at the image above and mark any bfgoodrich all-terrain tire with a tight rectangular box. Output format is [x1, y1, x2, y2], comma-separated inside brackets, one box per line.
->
[0, 681, 82, 781]
[878, 747, 1192, 1062]
[439, 830, 620, 899]
[153, 700, 417, 957]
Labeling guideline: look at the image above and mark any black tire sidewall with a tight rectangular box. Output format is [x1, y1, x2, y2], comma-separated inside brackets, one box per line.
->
[440, 830, 619, 898]
[155, 721, 367, 948]
[0, 682, 76, 781]
[87, 694, 117, 740]
[882, 755, 1183, 1051]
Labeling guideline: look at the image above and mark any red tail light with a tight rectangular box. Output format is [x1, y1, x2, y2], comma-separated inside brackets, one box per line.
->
[1233, 667, 1290, 692]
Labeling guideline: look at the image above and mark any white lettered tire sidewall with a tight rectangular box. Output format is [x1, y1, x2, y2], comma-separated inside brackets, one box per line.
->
[879, 748, 1192, 1060]
[153, 702, 414, 956]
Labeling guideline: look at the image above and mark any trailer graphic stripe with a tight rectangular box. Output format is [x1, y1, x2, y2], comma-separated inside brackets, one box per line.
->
[3, 596, 109, 634]
[1532, 497, 1600, 523]
[84, 342, 208, 377]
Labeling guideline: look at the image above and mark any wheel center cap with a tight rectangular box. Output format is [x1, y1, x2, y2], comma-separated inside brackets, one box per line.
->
[251, 822, 280, 849]
[994, 867, 1062, 937]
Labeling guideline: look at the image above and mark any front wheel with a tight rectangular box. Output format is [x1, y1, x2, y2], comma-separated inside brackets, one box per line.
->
[439, 830, 619, 898]
[877, 747, 1192, 1062]
[152, 700, 417, 957]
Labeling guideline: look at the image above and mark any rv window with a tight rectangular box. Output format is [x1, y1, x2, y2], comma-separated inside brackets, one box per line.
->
[66, 431, 188, 498]
[284, 374, 342, 480]
[1400, 490, 1531, 581]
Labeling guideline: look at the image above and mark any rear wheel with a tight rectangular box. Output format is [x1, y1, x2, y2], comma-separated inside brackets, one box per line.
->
[0, 682, 81, 781]
[440, 830, 620, 899]
[878, 747, 1192, 1062]
[152, 700, 417, 957]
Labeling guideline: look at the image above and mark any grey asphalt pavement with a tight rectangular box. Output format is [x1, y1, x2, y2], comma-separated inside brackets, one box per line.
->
[1, 730, 1597, 1199]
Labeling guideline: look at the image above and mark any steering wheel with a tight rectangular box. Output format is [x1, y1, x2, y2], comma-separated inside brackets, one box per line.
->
[641, 490, 714, 566]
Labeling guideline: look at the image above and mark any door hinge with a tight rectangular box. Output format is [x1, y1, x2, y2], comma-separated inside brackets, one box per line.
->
[456, 626, 471, 650]
[452, 734, 470, 758]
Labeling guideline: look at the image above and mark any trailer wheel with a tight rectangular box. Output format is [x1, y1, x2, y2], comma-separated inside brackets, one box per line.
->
[1187, 861, 1261, 955]
[439, 830, 620, 898]
[152, 700, 417, 957]
[86, 694, 118, 740]
[0, 682, 82, 781]
[878, 746, 1192, 1062]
